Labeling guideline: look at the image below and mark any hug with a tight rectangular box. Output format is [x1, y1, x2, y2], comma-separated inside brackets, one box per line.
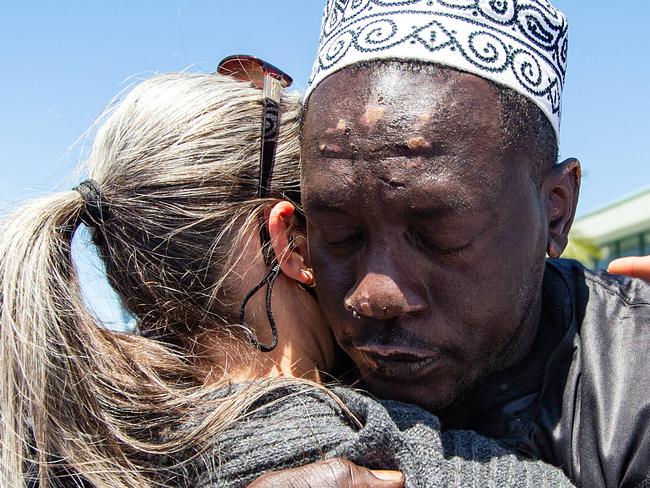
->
[2, 1, 650, 487]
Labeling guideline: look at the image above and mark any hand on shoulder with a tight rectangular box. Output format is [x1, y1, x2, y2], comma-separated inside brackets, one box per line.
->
[247, 459, 404, 488]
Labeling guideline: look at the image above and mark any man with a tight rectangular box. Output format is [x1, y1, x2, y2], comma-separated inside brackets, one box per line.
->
[252, 1, 650, 487]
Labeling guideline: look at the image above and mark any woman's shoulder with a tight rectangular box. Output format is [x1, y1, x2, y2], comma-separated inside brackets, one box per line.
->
[207, 380, 363, 431]
[175, 380, 444, 486]
[180, 380, 363, 487]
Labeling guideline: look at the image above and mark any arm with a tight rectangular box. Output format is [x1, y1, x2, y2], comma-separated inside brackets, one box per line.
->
[248, 459, 404, 488]
[248, 388, 574, 488]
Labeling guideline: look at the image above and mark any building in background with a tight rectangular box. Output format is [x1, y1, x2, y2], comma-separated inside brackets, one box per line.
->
[571, 186, 650, 270]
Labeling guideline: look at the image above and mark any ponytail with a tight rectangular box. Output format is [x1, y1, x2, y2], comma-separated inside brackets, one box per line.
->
[1, 191, 84, 485]
[0, 191, 193, 487]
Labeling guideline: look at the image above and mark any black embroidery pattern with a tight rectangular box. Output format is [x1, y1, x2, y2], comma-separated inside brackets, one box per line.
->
[310, 0, 568, 122]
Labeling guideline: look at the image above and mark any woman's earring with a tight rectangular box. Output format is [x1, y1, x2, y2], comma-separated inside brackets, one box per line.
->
[302, 267, 316, 288]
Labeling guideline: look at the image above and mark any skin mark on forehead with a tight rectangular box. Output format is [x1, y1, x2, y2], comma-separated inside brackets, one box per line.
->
[406, 136, 433, 152]
[324, 118, 350, 136]
[408, 158, 425, 169]
[414, 112, 434, 129]
[318, 143, 344, 154]
[360, 105, 385, 130]
[379, 176, 406, 190]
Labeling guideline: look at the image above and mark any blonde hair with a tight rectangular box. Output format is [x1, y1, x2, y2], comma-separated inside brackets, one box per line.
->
[0, 72, 304, 486]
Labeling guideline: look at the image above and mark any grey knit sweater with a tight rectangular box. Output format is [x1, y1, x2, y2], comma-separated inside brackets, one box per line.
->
[165, 383, 572, 487]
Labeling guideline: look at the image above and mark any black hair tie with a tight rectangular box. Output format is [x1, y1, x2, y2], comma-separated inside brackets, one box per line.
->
[73, 179, 107, 227]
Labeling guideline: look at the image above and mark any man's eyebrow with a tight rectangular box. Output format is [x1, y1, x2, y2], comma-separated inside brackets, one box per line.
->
[305, 198, 351, 213]
[304, 188, 365, 217]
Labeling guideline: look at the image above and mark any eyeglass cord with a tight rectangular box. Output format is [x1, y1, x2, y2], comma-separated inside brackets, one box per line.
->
[238, 263, 281, 352]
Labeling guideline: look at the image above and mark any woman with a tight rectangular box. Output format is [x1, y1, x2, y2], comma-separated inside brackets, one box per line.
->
[0, 70, 573, 487]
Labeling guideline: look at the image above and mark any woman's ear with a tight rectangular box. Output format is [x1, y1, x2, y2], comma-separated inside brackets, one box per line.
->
[268, 201, 314, 286]
[544, 158, 581, 258]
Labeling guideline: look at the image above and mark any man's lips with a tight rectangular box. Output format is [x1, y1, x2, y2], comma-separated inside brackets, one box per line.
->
[355, 344, 439, 360]
[352, 344, 445, 379]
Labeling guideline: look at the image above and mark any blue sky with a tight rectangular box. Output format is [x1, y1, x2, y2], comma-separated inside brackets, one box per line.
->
[1, 1, 649, 327]
[1, 1, 649, 214]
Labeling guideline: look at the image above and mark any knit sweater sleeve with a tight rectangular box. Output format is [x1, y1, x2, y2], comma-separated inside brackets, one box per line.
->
[371, 396, 574, 487]
[182, 384, 573, 488]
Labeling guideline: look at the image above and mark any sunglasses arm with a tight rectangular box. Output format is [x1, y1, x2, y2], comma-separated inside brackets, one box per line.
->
[263, 75, 284, 104]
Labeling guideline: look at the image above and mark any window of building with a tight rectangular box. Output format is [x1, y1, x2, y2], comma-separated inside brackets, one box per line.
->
[595, 243, 615, 270]
[644, 231, 650, 255]
[618, 235, 644, 259]
[597, 234, 646, 269]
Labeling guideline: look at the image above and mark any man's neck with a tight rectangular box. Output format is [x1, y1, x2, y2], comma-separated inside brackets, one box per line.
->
[497, 288, 544, 373]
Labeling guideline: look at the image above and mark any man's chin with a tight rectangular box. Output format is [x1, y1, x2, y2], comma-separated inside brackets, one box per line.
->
[361, 374, 458, 412]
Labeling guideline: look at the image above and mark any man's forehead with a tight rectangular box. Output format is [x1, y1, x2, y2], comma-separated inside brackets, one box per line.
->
[301, 64, 524, 219]
[304, 66, 503, 148]
[310, 65, 443, 112]
[312, 64, 495, 108]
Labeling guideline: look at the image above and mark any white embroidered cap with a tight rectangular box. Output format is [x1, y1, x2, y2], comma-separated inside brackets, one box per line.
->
[306, 0, 568, 138]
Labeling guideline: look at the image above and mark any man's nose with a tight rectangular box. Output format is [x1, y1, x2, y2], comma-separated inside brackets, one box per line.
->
[343, 271, 428, 320]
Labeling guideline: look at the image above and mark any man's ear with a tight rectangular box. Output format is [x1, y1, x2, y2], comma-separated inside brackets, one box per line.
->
[543, 158, 581, 258]
[268, 201, 314, 286]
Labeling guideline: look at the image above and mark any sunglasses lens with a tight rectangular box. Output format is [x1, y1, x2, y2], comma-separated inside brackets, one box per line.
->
[218, 57, 265, 89]
[274, 73, 292, 89]
[265, 67, 292, 89]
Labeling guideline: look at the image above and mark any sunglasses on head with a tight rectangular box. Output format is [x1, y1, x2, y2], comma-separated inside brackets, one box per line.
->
[217, 55, 293, 265]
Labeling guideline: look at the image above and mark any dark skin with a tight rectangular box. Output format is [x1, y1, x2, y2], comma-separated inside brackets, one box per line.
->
[302, 65, 579, 411]
[249, 64, 580, 486]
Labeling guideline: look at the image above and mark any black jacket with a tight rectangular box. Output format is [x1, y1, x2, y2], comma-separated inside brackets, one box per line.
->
[442, 259, 650, 488]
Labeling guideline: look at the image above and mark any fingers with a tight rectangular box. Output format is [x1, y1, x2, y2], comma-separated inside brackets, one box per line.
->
[369, 469, 406, 484]
[608, 256, 650, 281]
[247, 458, 405, 488]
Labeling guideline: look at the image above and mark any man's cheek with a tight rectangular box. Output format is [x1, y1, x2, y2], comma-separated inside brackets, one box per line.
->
[312, 263, 355, 323]
[317, 270, 351, 318]
[309, 243, 352, 286]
